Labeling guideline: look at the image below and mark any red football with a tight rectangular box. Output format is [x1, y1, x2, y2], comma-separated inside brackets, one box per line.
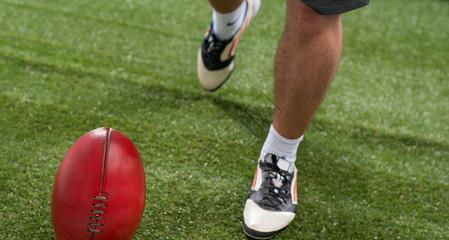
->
[52, 128, 146, 240]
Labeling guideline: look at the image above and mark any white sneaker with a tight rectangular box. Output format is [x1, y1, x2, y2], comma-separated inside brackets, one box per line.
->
[197, 0, 261, 91]
[243, 154, 298, 239]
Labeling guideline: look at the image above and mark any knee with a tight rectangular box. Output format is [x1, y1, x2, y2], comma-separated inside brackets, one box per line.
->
[285, 0, 341, 38]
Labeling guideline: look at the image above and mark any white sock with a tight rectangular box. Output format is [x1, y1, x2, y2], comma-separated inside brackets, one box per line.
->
[260, 124, 304, 163]
[212, 0, 247, 40]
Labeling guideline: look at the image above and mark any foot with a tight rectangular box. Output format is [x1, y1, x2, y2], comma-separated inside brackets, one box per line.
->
[243, 154, 298, 239]
[197, 0, 261, 92]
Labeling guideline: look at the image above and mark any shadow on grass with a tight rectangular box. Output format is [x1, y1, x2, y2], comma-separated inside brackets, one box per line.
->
[211, 95, 448, 237]
[212, 95, 448, 151]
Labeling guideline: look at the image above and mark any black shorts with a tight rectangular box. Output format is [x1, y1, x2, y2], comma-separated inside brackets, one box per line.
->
[302, 0, 369, 15]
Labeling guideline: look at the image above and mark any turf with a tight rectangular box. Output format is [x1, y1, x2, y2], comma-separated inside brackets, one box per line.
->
[0, 0, 448, 239]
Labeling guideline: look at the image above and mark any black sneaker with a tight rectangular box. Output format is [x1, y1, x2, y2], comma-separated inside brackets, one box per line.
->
[243, 154, 298, 239]
[196, 0, 260, 92]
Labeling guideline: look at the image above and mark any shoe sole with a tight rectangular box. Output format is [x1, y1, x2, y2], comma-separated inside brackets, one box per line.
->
[242, 222, 284, 240]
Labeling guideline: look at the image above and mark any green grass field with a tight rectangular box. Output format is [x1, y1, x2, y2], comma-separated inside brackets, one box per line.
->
[1, 0, 448, 239]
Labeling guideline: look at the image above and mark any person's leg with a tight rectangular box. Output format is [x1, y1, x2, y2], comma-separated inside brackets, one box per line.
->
[243, 1, 344, 238]
[208, 0, 243, 14]
[259, 0, 343, 162]
[273, 0, 342, 139]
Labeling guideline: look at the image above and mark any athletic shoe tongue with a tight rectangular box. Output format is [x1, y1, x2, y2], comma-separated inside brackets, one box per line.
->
[263, 154, 294, 173]
[277, 158, 294, 173]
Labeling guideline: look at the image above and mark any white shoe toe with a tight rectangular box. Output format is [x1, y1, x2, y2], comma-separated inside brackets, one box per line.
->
[243, 199, 295, 233]
[197, 49, 235, 91]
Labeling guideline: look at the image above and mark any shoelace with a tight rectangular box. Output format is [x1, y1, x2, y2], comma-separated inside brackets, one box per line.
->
[205, 34, 227, 54]
[202, 31, 234, 70]
[260, 161, 292, 209]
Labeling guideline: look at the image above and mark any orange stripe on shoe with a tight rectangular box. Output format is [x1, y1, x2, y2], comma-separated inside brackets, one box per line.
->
[251, 165, 259, 189]
[292, 173, 298, 204]
[293, 183, 297, 204]
[228, 6, 252, 57]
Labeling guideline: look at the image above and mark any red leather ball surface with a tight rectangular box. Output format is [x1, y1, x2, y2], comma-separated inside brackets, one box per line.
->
[52, 128, 146, 240]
